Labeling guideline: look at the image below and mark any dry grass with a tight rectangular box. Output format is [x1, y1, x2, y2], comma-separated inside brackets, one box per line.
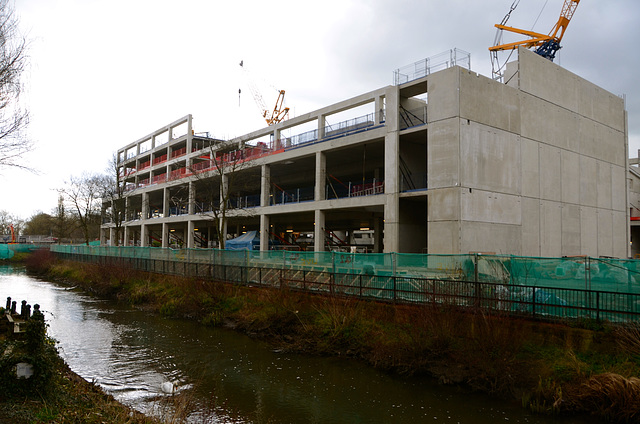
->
[565, 373, 640, 422]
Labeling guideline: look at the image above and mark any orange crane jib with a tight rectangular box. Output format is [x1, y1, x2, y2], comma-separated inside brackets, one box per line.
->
[489, 0, 580, 61]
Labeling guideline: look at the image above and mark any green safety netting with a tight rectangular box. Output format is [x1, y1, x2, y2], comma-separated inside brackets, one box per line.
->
[48, 246, 640, 294]
[0, 244, 39, 259]
[49, 245, 640, 322]
[0, 244, 14, 259]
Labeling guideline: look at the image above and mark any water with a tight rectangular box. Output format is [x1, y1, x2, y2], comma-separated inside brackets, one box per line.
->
[0, 264, 596, 423]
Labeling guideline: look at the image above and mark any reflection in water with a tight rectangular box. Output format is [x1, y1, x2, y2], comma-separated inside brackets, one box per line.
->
[0, 264, 593, 423]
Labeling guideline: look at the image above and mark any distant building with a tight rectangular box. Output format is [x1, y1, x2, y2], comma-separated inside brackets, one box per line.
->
[102, 48, 629, 257]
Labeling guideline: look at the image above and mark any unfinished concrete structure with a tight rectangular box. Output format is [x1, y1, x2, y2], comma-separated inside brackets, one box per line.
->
[101, 47, 629, 257]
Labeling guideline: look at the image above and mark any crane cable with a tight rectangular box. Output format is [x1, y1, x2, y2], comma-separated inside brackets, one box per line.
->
[531, 0, 550, 30]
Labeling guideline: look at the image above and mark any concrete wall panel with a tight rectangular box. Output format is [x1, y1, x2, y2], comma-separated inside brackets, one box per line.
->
[460, 222, 521, 255]
[612, 211, 628, 258]
[579, 118, 626, 167]
[427, 221, 459, 254]
[427, 119, 459, 188]
[596, 162, 613, 210]
[579, 156, 598, 208]
[561, 204, 581, 256]
[459, 70, 520, 134]
[597, 210, 613, 256]
[427, 67, 459, 123]
[517, 48, 580, 114]
[561, 150, 580, 205]
[460, 189, 521, 225]
[580, 206, 598, 256]
[521, 138, 540, 198]
[577, 78, 626, 132]
[427, 188, 460, 221]
[539, 144, 562, 202]
[460, 122, 520, 194]
[612, 165, 627, 213]
[520, 94, 580, 152]
[540, 200, 562, 257]
[521, 197, 540, 256]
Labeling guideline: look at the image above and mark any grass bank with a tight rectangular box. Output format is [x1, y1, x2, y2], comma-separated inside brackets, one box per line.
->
[0, 296, 158, 423]
[26, 250, 640, 423]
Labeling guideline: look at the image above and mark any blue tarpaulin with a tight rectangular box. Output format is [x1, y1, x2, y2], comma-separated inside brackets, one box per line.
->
[225, 231, 259, 250]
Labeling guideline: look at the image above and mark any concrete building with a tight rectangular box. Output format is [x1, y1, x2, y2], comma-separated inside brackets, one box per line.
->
[101, 47, 629, 257]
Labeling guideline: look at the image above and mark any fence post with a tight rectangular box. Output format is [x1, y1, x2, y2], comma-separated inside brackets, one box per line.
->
[532, 288, 536, 318]
[596, 291, 600, 322]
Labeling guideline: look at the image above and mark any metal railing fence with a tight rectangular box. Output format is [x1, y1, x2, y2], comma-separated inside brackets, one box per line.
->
[50, 246, 640, 323]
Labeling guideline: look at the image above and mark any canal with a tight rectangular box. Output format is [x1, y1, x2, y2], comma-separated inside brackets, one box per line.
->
[0, 264, 596, 423]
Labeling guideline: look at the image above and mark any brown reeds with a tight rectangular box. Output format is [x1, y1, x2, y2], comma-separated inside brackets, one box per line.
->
[564, 373, 640, 423]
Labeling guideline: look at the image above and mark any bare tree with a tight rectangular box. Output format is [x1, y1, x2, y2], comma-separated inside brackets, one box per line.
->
[0, 209, 22, 240]
[98, 154, 131, 246]
[53, 195, 72, 243]
[188, 140, 259, 249]
[59, 173, 103, 245]
[0, 0, 31, 170]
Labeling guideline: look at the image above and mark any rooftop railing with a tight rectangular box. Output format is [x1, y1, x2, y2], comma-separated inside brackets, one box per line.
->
[394, 48, 471, 85]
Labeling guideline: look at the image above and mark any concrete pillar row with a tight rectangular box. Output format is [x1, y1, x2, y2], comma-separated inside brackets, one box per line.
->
[314, 209, 325, 252]
[188, 182, 195, 215]
[186, 115, 193, 156]
[162, 188, 170, 218]
[187, 220, 195, 249]
[140, 224, 148, 247]
[260, 214, 270, 251]
[162, 223, 169, 248]
[318, 114, 326, 140]
[261, 164, 271, 207]
[315, 151, 326, 201]
[142, 192, 149, 220]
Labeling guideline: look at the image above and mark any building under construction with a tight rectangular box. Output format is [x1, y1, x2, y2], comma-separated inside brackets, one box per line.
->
[101, 48, 629, 257]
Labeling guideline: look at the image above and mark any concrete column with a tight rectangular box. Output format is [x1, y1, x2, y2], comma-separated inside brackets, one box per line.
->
[141, 224, 148, 247]
[318, 114, 326, 139]
[162, 223, 169, 248]
[123, 226, 130, 246]
[100, 228, 106, 245]
[186, 115, 193, 155]
[188, 182, 195, 215]
[315, 151, 326, 201]
[125, 197, 131, 222]
[375, 96, 384, 124]
[383, 85, 400, 253]
[109, 227, 115, 246]
[187, 220, 195, 249]
[314, 209, 325, 252]
[261, 164, 271, 207]
[142, 192, 149, 220]
[163, 187, 170, 217]
[260, 214, 270, 251]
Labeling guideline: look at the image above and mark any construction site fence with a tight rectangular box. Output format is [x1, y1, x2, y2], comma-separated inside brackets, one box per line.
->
[49, 245, 640, 323]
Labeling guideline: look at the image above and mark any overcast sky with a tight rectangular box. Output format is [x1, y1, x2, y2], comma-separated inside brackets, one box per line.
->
[4, 0, 640, 219]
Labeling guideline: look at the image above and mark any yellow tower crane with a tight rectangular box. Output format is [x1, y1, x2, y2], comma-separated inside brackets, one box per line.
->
[240, 60, 290, 126]
[489, 0, 580, 79]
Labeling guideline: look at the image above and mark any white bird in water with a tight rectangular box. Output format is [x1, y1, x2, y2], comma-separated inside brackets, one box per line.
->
[161, 381, 177, 394]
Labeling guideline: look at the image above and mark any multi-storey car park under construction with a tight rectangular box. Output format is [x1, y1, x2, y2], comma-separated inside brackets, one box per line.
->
[101, 47, 629, 258]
